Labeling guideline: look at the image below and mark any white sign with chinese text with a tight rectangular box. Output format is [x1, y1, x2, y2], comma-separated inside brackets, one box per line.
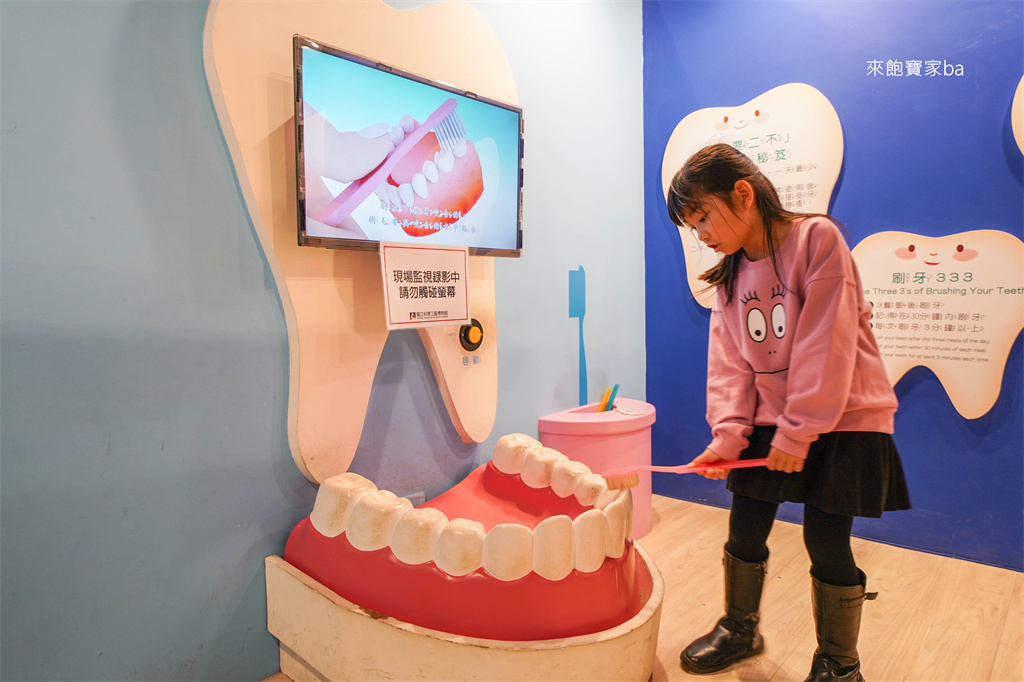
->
[380, 243, 471, 330]
[853, 229, 1024, 419]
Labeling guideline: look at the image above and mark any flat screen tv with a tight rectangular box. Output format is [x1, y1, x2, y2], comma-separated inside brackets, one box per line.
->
[293, 35, 524, 256]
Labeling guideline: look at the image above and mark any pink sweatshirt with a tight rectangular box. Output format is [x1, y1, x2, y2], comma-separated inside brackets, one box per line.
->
[706, 216, 897, 460]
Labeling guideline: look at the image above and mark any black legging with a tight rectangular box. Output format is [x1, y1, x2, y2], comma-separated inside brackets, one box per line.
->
[725, 493, 860, 586]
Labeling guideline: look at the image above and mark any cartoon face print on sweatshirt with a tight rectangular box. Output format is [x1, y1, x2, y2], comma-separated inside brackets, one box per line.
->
[740, 283, 792, 375]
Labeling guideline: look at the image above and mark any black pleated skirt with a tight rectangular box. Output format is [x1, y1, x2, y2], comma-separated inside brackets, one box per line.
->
[726, 426, 911, 518]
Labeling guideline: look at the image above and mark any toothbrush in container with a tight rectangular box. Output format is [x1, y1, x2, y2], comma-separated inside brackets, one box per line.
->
[602, 458, 769, 491]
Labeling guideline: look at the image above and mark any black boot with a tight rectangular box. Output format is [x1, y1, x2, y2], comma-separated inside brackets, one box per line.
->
[803, 569, 877, 682]
[679, 549, 766, 674]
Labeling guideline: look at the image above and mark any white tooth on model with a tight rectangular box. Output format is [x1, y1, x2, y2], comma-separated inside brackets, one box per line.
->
[594, 487, 620, 511]
[390, 507, 448, 565]
[411, 173, 428, 199]
[550, 460, 591, 498]
[345, 489, 413, 552]
[623, 488, 634, 542]
[492, 433, 540, 475]
[309, 473, 376, 538]
[452, 138, 467, 158]
[398, 183, 414, 207]
[483, 523, 534, 581]
[434, 518, 485, 577]
[375, 185, 390, 204]
[520, 447, 568, 489]
[574, 473, 608, 507]
[435, 149, 455, 173]
[532, 515, 574, 581]
[399, 114, 416, 134]
[422, 160, 439, 183]
[389, 124, 405, 146]
[358, 122, 390, 139]
[386, 184, 401, 207]
[573, 509, 607, 573]
[603, 493, 629, 559]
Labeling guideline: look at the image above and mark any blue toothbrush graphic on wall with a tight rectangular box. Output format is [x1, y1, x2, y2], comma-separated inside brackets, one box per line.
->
[569, 266, 587, 406]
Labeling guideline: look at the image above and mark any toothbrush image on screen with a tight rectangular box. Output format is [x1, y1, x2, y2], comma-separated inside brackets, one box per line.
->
[314, 98, 480, 235]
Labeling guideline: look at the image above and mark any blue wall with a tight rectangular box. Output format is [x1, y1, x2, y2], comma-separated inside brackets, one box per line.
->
[643, 0, 1024, 570]
[0, 0, 646, 679]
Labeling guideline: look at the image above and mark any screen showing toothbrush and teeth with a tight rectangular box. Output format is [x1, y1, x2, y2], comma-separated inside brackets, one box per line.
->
[296, 39, 523, 254]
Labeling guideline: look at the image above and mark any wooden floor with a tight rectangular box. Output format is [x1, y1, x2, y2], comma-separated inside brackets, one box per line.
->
[641, 495, 1024, 682]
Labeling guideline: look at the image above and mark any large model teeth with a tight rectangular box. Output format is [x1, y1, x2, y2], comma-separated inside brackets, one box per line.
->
[602, 491, 631, 560]
[492, 433, 537, 475]
[309, 434, 632, 581]
[309, 473, 376, 538]
[573, 473, 607, 507]
[572, 509, 607, 573]
[520, 447, 567, 489]
[551, 460, 591, 498]
[346, 489, 413, 552]
[532, 514, 574, 581]
[435, 518, 485, 577]
[390, 507, 448, 565]
[483, 523, 533, 581]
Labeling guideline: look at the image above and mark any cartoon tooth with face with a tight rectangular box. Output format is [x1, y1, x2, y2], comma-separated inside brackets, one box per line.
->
[661, 83, 844, 308]
[852, 230, 1024, 419]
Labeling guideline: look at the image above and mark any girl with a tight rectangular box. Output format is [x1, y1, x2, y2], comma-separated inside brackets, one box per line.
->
[666, 144, 910, 682]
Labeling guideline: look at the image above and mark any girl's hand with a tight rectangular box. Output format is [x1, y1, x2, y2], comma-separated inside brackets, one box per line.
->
[686, 448, 730, 480]
[766, 446, 805, 473]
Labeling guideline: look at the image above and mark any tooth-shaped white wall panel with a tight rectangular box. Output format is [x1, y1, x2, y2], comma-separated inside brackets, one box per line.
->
[574, 473, 608, 507]
[390, 507, 448, 565]
[346, 489, 412, 552]
[573, 509, 607, 573]
[550, 460, 591, 498]
[532, 515, 574, 581]
[520, 447, 567, 489]
[434, 518, 485, 577]
[309, 473, 376, 538]
[492, 433, 540, 475]
[603, 494, 629, 559]
[483, 523, 534, 581]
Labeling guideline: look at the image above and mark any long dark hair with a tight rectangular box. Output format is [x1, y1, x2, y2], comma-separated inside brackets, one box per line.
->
[666, 143, 815, 304]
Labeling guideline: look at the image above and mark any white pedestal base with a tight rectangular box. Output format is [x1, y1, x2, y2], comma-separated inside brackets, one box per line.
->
[265, 545, 663, 682]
